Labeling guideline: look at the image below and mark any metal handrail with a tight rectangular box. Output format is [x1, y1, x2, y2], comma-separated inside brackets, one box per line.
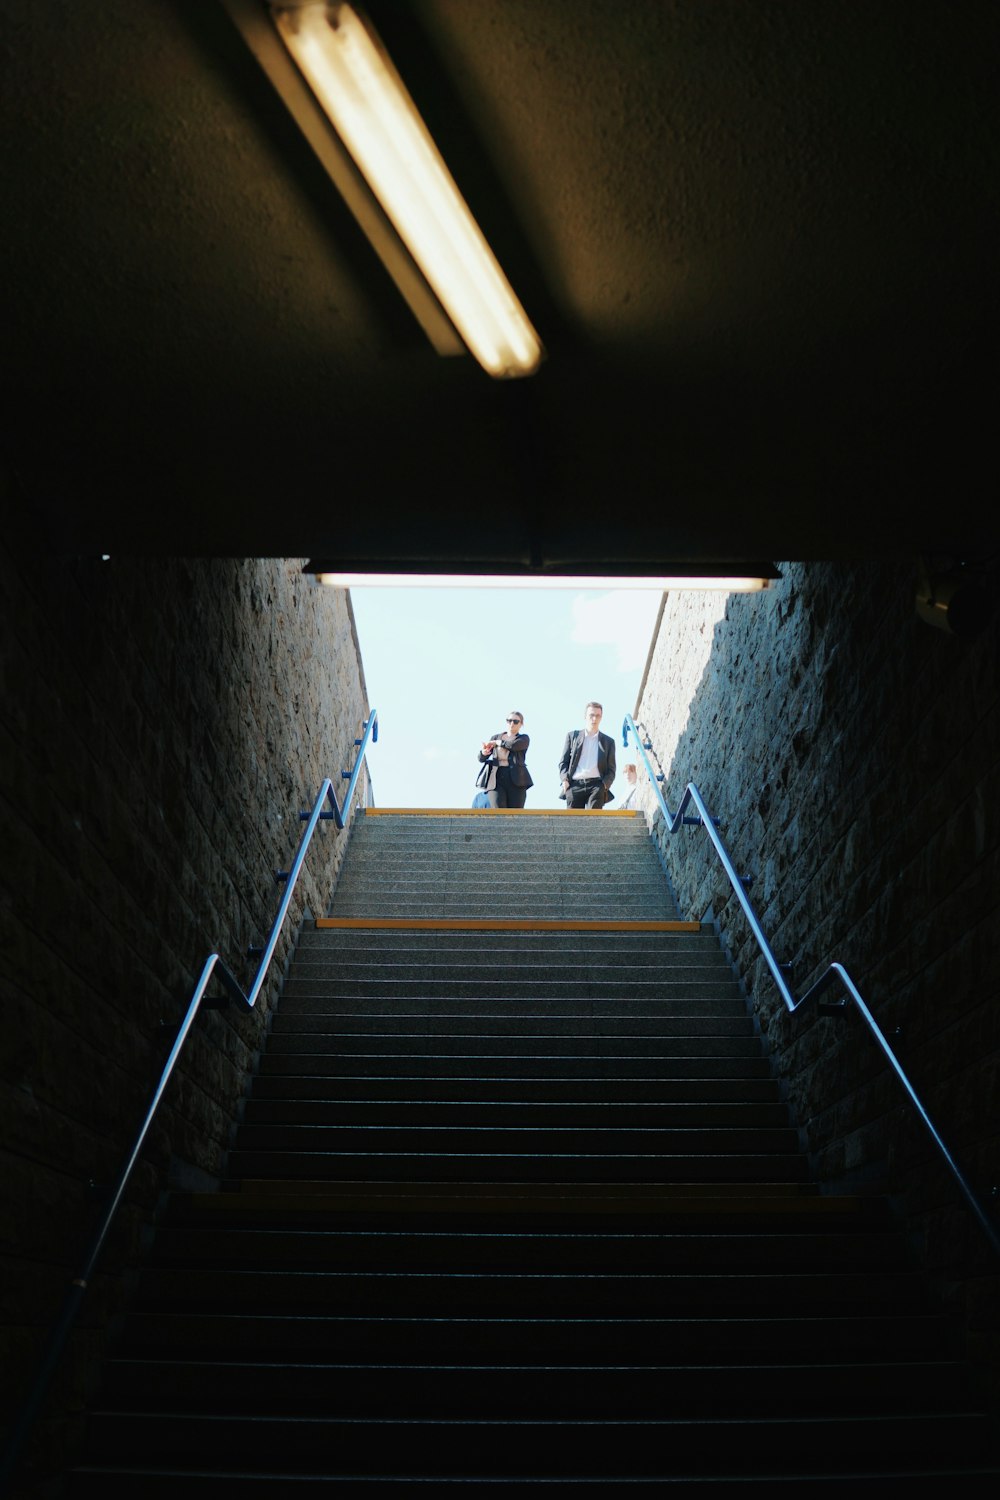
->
[1, 710, 378, 1494]
[622, 712, 1000, 1259]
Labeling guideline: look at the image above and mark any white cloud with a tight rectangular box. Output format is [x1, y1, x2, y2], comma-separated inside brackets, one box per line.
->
[569, 591, 664, 672]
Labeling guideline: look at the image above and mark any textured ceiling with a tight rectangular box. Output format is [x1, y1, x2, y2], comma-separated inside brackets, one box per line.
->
[3, 0, 998, 567]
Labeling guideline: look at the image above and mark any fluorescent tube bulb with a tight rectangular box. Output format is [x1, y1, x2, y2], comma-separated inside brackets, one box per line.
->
[271, 2, 543, 377]
[314, 573, 771, 592]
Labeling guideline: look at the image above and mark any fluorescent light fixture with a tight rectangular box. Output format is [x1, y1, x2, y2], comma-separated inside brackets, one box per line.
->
[314, 573, 772, 592]
[270, 2, 543, 378]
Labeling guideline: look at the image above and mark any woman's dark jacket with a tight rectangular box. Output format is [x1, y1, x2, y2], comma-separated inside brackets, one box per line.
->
[479, 732, 533, 789]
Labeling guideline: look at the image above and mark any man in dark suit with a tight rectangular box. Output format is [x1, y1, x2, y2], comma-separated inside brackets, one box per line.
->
[558, 701, 616, 809]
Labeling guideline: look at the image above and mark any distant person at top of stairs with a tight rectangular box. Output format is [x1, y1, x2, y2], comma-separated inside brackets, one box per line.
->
[615, 761, 639, 810]
[559, 701, 617, 809]
[477, 711, 533, 808]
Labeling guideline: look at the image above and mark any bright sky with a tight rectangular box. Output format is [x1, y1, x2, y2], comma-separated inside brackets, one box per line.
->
[348, 586, 665, 810]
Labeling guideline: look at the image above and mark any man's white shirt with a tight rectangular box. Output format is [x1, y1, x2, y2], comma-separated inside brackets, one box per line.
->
[575, 730, 601, 778]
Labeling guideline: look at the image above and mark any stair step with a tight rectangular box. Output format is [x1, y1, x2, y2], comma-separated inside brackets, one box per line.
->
[331, 874, 672, 892]
[276, 984, 743, 1003]
[326, 906, 678, 920]
[240, 1101, 791, 1127]
[67, 1464, 1000, 1495]
[146, 1227, 912, 1271]
[223, 1150, 810, 1183]
[271, 1008, 752, 1031]
[257, 1036, 768, 1059]
[133, 1267, 927, 1315]
[230, 1124, 801, 1154]
[277, 972, 740, 996]
[161, 1188, 888, 1226]
[338, 834, 660, 849]
[115, 1309, 958, 1361]
[335, 845, 666, 859]
[303, 943, 726, 958]
[288, 950, 735, 968]
[326, 898, 676, 916]
[216, 1182, 831, 1211]
[256, 1054, 776, 1078]
[247, 1075, 785, 1103]
[99, 1357, 980, 1417]
[296, 930, 720, 952]
[262, 1020, 755, 1044]
[81, 1410, 995, 1474]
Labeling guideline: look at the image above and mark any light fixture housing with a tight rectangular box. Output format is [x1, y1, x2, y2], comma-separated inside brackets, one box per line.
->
[264, 1, 543, 377]
[305, 566, 776, 593]
[915, 558, 996, 638]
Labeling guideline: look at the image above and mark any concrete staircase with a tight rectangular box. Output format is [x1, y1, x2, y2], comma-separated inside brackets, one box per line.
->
[68, 810, 999, 1491]
[326, 806, 681, 921]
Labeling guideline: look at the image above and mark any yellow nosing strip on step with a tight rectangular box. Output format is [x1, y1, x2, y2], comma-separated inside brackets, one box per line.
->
[364, 807, 640, 817]
[316, 917, 703, 931]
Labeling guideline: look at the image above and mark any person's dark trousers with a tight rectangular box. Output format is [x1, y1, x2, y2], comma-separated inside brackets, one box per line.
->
[565, 779, 607, 810]
[488, 768, 527, 808]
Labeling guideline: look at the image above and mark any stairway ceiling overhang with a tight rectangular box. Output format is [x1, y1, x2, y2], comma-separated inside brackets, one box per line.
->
[2, 0, 998, 563]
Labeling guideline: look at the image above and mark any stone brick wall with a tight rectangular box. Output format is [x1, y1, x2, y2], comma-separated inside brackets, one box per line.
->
[0, 550, 370, 1477]
[634, 561, 999, 1369]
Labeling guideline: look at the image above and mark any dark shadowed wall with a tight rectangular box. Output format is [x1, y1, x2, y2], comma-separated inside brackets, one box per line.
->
[0, 549, 368, 1475]
[634, 560, 999, 1381]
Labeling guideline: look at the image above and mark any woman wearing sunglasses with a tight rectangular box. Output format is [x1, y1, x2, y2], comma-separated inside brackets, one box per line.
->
[476, 711, 533, 808]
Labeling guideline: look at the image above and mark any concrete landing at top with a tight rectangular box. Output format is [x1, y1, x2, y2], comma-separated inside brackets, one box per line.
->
[363, 807, 641, 817]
